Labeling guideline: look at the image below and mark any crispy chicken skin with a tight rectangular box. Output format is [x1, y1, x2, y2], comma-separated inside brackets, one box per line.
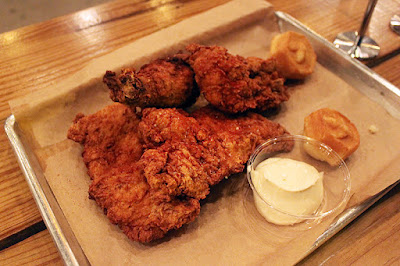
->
[67, 104, 292, 243]
[67, 103, 143, 177]
[103, 57, 199, 108]
[186, 44, 289, 113]
[192, 106, 292, 184]
[138, 106, 292, 198]
[104, 45, 288, 114]
[67, 103, 200, 243]
[138, 108, 211, 200]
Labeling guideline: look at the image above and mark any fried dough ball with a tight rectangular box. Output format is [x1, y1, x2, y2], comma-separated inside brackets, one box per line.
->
[303, 108, 360, 165]
[270, 31, 317, 79]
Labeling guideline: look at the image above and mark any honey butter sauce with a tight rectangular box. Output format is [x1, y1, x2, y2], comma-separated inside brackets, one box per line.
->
[251, 158, 324, 225]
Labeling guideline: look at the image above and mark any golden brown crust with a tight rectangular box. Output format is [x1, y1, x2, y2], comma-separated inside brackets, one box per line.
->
[67, 103, 292, 243]
[186, 44, 288, 113]
[103, 57, 199, 108]
[67, 103, 201, 243]
[304, 108, 360, 165]
[270, 31, 317, 79]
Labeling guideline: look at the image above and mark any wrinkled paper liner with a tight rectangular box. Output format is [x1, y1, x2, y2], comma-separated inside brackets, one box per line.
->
[9, 0, 400, 265]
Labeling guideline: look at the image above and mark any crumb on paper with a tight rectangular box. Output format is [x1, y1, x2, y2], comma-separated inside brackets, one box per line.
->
[368, 124, 379, 134]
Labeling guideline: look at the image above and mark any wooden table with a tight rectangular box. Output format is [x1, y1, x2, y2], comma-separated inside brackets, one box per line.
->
[1, 0, 400, 264]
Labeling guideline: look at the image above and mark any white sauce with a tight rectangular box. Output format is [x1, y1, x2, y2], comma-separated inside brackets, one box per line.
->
[251, 158, 324, 225]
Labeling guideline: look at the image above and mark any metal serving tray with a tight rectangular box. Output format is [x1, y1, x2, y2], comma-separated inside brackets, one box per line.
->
[5, 11, 400, 265]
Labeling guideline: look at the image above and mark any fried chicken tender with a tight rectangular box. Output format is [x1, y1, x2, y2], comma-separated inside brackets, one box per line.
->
[103, 57, 199, 108]
[67, 103, 292, 243]
[67, 103, 200, 243]
[186, 44, 289, 113]
[138, 107, 203, 149]
[138, 108, 210, 199]
[192, 106, 292, 184]
[89, 168, 200, 243]
[138, 106, 292, 199]
[67, 103, 143, 177]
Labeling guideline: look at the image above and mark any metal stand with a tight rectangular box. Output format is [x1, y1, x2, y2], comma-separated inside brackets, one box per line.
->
[390, 15, 400, 35]
[333, 0, 380, 60]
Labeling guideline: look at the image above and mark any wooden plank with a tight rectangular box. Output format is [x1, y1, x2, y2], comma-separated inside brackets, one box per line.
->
[0, 222, 46, 251]
[373, 53, 400, 89]
[0, 230, 63, 265]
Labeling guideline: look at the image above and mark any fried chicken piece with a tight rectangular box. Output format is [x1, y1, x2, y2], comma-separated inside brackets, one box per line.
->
[89, 167, 200, 243]
[186, 44, 289, 113]
[67, 103, 200, 243]
[103, 57, 199, 108]
[67, 103, 292, 243]
[192, 106, 292, 184]
[138, 106, 292, 200]
[138, 107, 203, 149]
[138, 108, 211, 200]
[67, 103, 143, 177]
[139, 144, 211, 200]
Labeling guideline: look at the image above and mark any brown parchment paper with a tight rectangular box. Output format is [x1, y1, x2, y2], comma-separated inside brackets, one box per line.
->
[9, 0, 400, 265]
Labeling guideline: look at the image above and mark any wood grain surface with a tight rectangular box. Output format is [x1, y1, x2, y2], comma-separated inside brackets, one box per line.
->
[1, 0, 400, 265]
[272, 0, 400, 58]
[0, 230, 63, 265]
[374, 54, 400, 88]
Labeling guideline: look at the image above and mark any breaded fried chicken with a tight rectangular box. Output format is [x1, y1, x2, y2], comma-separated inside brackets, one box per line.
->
[103, 56, 199, 108]
[67, 104, 292, 243]
[67, 103, 143, 177]
[89, 168, 200, 243]
[67, 103, 200, 243]
[138, 106, 292, 199]
[192, 106, 292, 184]
[186, 44, 289, 113]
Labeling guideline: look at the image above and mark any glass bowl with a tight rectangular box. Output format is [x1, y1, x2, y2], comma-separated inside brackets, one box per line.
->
[246, 135, 351, 228]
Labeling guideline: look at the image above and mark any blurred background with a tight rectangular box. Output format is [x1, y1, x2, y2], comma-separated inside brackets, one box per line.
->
[0, 0, 109, 33]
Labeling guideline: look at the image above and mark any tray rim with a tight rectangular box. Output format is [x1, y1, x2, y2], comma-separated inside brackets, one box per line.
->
[4, 115, 81, 266]
[4, 10, 400, 265]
